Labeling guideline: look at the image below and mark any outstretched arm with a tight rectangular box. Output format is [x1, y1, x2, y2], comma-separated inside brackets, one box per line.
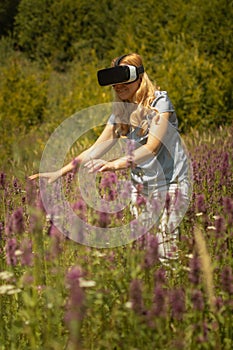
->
[85, 112, 170, 172]
[29, 123, 118, 183]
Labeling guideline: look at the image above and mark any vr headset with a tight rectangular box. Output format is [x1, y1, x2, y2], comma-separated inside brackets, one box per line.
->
[97, 54, 144, 86]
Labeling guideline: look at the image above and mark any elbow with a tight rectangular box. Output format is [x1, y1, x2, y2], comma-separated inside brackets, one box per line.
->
[145, 143, 161, 156]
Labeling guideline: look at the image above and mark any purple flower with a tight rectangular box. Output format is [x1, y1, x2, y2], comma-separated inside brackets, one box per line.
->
[65, 266, 85, 345]
[65, 172, 74, 194]
[220, 152, 229, 177]
[48, 225, 64, 258]
[196, 194, 206, 213]
[191, 289, 204, 311]
[214, 216, 225, 234]
[142, 234, 159, 268]
[130, 219, 147, 240]
[66, 266, 84, 287]
[120, 180, 132, 200]
[136, 194, 147, 207]
[5, 237, 18, 265]
[197, 321, 209, 344]
[5, 215, 13, 236]
[26, 178, 38, 206]
[222, 197, 233, 215]
[100, 172, 118, 201]
[13, 178, 21, 194]
[72, 199, 87, 220]
[129, 279, 145, 315]
[20, 238, 33, 266]
[21, 272, 34, 286]
[169, 288, 186, 320]
[151, 284, 167, 317]
[189, 255, 201, 285]
[154, 267, 167, 284]
[12, 208, 24, 234]
[215, 296, 224, 311]
[222, 197, 233, 226]
[0, 221, 4, 240]
[0, 172, 6, 189]
[98, 210, 111, 228]
[221, 266, 233, 294]
[100, 172, 117, 189]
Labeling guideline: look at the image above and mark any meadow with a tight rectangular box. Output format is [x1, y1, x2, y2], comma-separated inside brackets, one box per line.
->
[0, 124, 232, 350]
[0, 1, 232, 348]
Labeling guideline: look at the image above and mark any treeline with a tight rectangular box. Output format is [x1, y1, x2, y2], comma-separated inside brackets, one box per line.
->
[0, 0, 232, 168]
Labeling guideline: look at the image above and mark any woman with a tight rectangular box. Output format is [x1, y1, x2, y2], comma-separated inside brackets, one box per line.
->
[30, 53, 191, 260]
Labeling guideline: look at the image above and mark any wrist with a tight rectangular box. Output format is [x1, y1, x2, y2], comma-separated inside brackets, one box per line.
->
[72, 157, 81, 170]
[115, 157, 134, 170]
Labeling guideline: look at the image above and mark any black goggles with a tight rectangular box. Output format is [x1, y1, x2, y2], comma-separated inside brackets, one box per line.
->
[97, 64, 144, 86]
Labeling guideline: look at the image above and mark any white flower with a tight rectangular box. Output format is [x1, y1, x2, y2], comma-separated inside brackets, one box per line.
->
[185, 254, 193, 259]
[213, 215, 221, 220]
[196, 212, 203, 217]
[7, 288, 21, 295]
[92, 251, 106, 258]
[125, 301, 133, 309]
[15, 249, 23, 256]
[79, 277, 96, 288]
[0, 284, 15, 294]
[207, 226, 216, 230]
[0, 271, 14, 280]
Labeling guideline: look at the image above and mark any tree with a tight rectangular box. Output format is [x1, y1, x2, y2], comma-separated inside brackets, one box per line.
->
[0, 0, 20, 37]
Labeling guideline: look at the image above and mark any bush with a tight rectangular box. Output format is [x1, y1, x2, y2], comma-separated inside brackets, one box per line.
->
[0, 57, 49, 163]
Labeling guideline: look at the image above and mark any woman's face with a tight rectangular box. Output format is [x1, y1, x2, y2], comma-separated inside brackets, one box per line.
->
[113, 79, 141, 102]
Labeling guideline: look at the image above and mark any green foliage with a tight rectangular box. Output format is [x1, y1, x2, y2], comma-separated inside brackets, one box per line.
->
[14, 0, 125, 68]
[155, 39, 233, 131]
[0, 126, 232, 349]
[0, 0, 20, 37]
[0, 57, 48, 164]
[108, 0, 233, 131]
[0, 0, 232, 169]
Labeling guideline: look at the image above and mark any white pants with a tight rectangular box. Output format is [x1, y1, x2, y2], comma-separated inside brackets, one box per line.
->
[130, 180, 190, 260]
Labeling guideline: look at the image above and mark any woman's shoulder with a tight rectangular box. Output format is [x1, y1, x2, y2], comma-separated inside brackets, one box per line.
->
[151, 90, 175, 113]
[152, 90, 169, 103]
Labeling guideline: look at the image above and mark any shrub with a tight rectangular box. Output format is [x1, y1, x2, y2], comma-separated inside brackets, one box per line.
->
[0, 57, 48, 163]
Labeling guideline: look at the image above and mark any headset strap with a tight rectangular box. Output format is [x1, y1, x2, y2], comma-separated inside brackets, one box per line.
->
[114, 54, 128, 66]
[115, 54, 144, 75]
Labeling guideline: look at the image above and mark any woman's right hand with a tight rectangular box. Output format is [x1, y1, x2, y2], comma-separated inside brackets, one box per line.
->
[28, 171, 61, 184]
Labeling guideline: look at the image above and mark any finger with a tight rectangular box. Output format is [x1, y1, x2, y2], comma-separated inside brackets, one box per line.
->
[87, 164, 102, 173]
[28, 174, 39, 180]
[84, 160, 92, 168]
[84, 160, 100, 169]
[98, 165, 111, 172]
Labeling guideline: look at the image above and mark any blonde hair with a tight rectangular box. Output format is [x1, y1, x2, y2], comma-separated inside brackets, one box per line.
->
[111, 53, 159, 136]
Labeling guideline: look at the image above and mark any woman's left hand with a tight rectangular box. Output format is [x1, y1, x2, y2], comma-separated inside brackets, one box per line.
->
[84, 159, 114, 173]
